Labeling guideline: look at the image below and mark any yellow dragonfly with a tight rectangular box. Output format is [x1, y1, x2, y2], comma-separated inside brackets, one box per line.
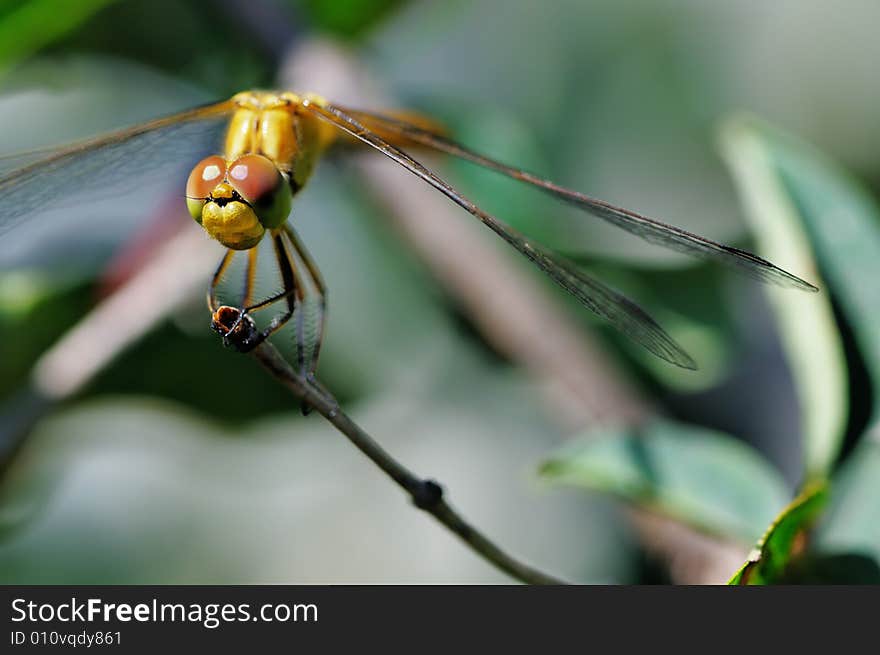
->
[0, 90, 817, 378]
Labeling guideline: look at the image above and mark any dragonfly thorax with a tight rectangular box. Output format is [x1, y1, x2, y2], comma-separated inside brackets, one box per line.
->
[225, 91, 336, 192]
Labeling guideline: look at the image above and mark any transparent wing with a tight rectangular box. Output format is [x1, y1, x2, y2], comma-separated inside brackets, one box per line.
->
[335, 107, 817, 292]
[0, 145, 70, 176]
[0, 100, 235, 238]
[280, 224, 327, 377]
[303, 99, 696, 369]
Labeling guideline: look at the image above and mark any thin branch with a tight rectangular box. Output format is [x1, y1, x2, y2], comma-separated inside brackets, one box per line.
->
[247, 338, 567, 585]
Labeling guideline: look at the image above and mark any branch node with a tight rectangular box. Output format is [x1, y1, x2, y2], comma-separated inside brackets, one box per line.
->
[410, 479, 443, 510]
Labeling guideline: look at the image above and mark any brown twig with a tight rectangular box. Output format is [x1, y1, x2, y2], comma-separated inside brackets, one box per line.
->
[248, 339, 567, 585]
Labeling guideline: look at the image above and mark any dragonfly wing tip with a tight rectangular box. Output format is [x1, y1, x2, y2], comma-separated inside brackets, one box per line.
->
[674, 351, 699, 371]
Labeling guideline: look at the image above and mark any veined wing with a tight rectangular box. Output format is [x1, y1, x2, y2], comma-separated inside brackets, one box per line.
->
[0, 99, 235, 238]
[335, 107, 817, 293]
[302, 98, 697, 369]
[0, 144, 73, 176]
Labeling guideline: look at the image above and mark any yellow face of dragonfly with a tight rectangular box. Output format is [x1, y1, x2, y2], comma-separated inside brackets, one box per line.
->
[186, 153, 292, 250]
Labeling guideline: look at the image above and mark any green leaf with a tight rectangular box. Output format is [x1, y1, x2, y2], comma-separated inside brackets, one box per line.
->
[774, 552, 880, 584]
[728, 481, 829, 584]
[0, 273, 92, 403]
[817, 437, 880, 562]
[301, 0, 411, 38]
[0, 0, 117, 73]
[719, 117, 848, 479]
[539, 419, 789, 542]
[720, 116, 880, 580]
[757, 122, 880, 433]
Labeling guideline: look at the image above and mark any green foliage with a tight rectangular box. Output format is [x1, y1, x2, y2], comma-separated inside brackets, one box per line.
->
[300, 0, 410, 38]
[760, 124, 880, 429]
[720, 117, 848, 480]
[0, 273, 93, 402]
[728, 482, 828, 585]
[721, 117, 880, 582]
[818, 439, 880, 566]
[0, 0, 116, 73]
[540, 420, 788, 541]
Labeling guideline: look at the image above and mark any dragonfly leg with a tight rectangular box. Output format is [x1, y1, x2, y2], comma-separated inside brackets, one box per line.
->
[210, 230, 334, 415]
[241, 246, 258, 308]
[208, 248, 235, 312]
[233, 232, 302, 353]
[211, 236, 300, 352]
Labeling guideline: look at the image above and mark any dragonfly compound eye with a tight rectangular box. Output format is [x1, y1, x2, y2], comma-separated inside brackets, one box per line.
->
[227, 154, 292, 230]
[186, 155, 227, 223]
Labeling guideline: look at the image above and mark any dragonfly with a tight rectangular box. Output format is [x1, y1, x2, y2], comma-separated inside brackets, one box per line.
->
[0, 90, 817, 379]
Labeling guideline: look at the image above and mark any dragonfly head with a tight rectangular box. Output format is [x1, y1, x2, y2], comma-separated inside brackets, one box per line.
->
[186, 154, 292, 250]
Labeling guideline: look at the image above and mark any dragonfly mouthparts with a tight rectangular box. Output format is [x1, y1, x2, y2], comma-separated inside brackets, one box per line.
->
[209, 189, 250, 208]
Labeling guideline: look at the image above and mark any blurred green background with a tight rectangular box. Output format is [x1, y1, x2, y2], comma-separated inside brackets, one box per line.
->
[0, 0, 879, 584]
